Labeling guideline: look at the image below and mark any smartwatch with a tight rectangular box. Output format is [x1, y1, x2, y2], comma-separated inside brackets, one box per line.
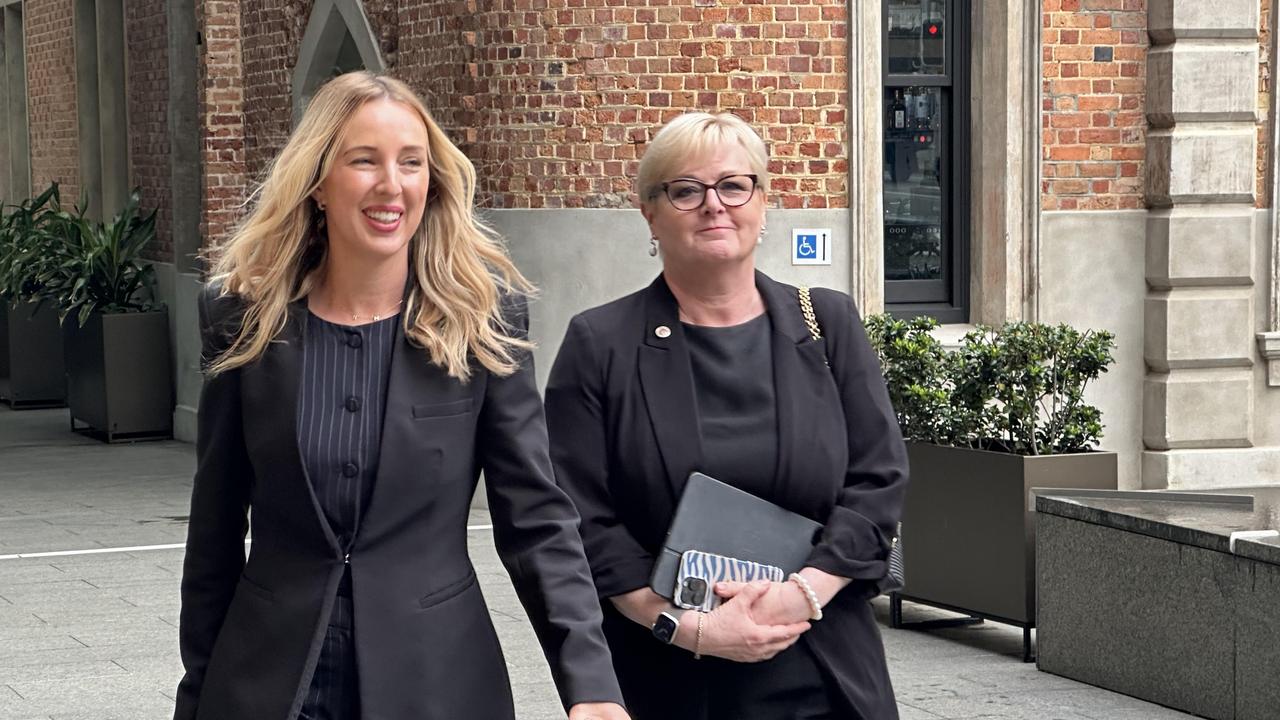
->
[651, 608, 685, 645]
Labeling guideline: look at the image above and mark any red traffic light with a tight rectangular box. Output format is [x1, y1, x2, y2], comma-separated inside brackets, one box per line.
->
[928, 24, 939, 35]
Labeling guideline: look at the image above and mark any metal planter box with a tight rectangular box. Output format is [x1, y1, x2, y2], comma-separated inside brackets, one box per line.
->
[894, 442, 1117, 655]
[64, 309, 173, 441]
[0, 300, 67, 408]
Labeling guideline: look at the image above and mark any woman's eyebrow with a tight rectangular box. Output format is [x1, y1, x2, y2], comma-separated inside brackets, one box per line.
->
[342, 145, 428, 154]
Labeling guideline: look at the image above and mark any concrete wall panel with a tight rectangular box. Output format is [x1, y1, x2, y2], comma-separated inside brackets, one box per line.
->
[1146, 129, 1257, 206]
[1038, 210, 1147, 488]
[1143, 369, 1253, 449]
[1144, 291, 1254, 370]
[1146, 44, 1259, 126]
[1146, 209, 1254, 288]
[489, 208, 854, 389]
[1149, 0, 1260, 44]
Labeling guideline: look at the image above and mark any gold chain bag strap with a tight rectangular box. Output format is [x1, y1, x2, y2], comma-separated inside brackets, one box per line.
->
[797, 285, 905, 595]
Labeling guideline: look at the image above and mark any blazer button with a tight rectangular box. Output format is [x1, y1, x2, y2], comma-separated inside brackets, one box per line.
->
[342, 462, 359, 478]
[346, 332, 363, 349]
[654, 325, 671, 339]
[344, 396, 362, 413]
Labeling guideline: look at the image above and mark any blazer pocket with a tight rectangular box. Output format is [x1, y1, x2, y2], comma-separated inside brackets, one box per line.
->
[417, 570, 477, 610]
[238, 573, 275, 602]
[411, 398, 474, 420]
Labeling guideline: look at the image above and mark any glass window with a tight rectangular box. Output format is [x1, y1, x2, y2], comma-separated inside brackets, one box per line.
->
[884, 86, 944, 282]
[883, 0, 968, 322]
[886, 0, 947, 75]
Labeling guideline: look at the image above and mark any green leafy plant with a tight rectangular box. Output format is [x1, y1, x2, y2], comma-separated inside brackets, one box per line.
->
[41, 188, 159, 326]
[864, 315, 1116, 455]
[864, 314, 954, 445]
[0, 183, 65, 306]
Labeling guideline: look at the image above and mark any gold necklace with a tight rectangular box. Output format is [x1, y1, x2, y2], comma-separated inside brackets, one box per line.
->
[346, 299, 403, 323]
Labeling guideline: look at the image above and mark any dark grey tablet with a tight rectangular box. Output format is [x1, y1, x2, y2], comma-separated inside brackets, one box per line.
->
[649, 472, 824, 600]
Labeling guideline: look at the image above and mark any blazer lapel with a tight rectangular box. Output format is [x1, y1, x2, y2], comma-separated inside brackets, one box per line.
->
[359, 317, 461, 538]
[241, 300, 341, 555]
[637, 275, 703, 501]
[757, 272, 836, 509]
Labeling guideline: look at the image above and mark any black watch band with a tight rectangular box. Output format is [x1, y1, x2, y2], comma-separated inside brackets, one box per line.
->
[651, 608, 685, 645]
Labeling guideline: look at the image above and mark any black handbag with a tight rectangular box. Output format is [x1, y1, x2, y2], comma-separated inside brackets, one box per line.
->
[799, 285, 905, 595]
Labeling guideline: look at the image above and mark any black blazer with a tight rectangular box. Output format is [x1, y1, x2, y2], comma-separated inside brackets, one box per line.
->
[174, 287, 623, 720]
[545, 271, 908, 720]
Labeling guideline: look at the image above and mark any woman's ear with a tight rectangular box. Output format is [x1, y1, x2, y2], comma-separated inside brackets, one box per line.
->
[639, 201, 654, 226]
[311, 190, 327, 211]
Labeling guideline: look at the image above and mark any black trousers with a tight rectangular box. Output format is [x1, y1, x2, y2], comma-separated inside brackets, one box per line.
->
[298, 594, 359, 720]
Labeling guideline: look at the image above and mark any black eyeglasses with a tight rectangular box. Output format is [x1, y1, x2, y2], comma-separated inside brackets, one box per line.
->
[658, 174, 759, 211]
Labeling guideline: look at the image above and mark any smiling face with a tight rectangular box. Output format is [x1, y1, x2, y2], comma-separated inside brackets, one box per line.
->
[641, 142, 764, 271]
[312, 98, 430, 265]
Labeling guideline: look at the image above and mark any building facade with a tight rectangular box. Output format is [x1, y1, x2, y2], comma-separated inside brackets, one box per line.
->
[2, 0, 1277, 491]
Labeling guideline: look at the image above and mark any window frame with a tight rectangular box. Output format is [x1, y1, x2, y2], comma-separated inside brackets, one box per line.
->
[881, 0, 970, 324]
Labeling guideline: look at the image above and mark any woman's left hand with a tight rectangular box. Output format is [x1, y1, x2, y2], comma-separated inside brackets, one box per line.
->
[716, 579, 812, 626]
[568, 702, 630, 720]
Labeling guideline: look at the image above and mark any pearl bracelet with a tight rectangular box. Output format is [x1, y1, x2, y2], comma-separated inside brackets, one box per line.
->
[788, 572, 823, 621]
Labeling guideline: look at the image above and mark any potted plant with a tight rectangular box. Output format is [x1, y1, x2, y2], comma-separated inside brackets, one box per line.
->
[0, 184, 69, 408]
[865, 315, 1118, 661]
[42, 189, 172, 441]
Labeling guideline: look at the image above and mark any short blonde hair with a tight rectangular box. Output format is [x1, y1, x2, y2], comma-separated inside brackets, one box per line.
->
[206, 71, 532, 381]
[636, 112, 770, 204]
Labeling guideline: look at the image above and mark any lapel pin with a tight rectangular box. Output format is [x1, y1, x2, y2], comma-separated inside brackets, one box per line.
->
[654, 325, 672, 339]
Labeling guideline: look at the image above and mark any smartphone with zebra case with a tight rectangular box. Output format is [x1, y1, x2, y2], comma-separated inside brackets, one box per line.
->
[674, 549, 785, 612]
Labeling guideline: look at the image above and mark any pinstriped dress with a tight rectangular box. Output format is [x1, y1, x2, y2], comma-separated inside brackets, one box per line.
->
[295, 310, 398, 720]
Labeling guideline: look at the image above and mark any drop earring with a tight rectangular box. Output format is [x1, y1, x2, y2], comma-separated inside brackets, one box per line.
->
[758, 224, 767, 245]
[649, 236, 659, 257]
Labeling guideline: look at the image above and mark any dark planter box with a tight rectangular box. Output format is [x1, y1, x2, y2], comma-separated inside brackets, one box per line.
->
[64, 309, 173, 441]
[0, 300, 67, 408]
[0, 302, 8, 384]
[895, 442, 1117, 655]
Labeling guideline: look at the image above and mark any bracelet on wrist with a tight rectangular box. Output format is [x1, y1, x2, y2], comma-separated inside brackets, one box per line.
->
[693, 612, 705, 659]
[788, 573, 823, 621]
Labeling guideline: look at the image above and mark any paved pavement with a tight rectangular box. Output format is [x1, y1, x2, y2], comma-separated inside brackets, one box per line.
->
[0, 405, 1197, 719]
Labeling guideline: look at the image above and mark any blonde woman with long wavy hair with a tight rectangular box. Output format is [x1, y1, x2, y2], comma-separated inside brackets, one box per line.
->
[175, 71, 628, 720]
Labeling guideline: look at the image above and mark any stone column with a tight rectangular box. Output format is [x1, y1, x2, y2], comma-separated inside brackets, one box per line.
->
[1142, 0, 1260, 488]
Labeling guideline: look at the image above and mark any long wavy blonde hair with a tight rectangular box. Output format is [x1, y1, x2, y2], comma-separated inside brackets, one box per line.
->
[205, 71, 532, 380]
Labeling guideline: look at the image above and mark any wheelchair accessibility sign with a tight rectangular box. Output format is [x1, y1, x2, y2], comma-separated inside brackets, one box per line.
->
[791, 228, 832, 266]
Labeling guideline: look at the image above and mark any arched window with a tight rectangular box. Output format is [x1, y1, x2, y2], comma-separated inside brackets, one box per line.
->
[292, 0, 385, 124]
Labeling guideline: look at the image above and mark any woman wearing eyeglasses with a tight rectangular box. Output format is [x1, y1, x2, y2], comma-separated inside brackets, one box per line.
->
[545, 111, 909, 719]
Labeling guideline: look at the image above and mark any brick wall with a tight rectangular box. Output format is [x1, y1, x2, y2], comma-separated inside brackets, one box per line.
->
[1040, 0, 1146, 211]
[127, 0, 173, 262]
[25, 0, 80, 201]
[199, 0, 247, 251]
[241, 0, 310, 174]
[396, 1, 481, 154]
[449, 0, 850, 209]
[1258, 0, 1272, 208]
[239, 0, 401, 190]
[0, 12, 9, 204]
